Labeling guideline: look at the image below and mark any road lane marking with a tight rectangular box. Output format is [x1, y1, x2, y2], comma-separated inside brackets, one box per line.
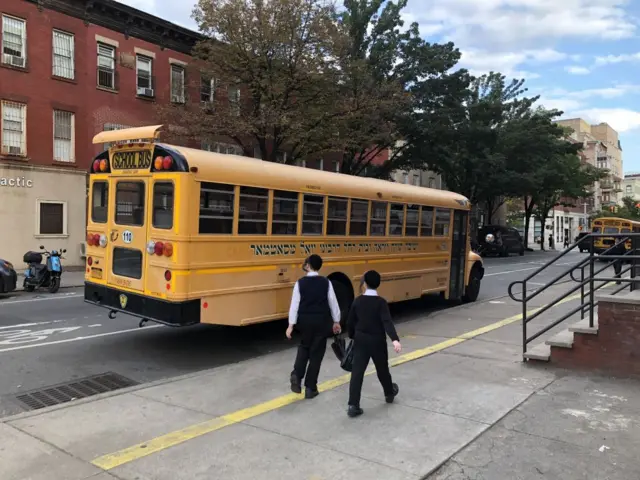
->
[0, 293, 80, 306]
[91, 291, 584, 471]
[484, 267, 539, 276]
[0, 325, 163, 353]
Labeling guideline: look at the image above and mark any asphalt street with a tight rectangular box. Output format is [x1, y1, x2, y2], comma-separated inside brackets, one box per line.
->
[0, 249, 586, 418]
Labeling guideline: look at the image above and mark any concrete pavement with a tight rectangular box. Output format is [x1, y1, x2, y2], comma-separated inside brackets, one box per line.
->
[2, 279, 639, 480]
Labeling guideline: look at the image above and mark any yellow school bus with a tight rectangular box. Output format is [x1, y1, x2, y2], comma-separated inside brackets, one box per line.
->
[591, 217, 640, 253]
[84, 125, 484, 327]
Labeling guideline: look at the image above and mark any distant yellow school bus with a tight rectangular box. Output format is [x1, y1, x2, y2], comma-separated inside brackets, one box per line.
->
[591, 217, 640, 253]
[84, 125, 485, 327]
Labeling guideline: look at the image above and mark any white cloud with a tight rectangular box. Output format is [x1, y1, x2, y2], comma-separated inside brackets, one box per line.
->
[577, 108, 640, 133]
[459, 48, 565, 79]
[594, 52, 640, 66]
[535, 84, 640, 115]
[405, 0, 636, 51]
[565, 65, 591, 75]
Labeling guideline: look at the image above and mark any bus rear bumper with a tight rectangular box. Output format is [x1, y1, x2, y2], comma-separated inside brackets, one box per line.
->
[84, 282, 200, 327]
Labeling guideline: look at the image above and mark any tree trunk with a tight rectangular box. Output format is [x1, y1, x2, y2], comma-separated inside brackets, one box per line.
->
[522, 196, 536, 249]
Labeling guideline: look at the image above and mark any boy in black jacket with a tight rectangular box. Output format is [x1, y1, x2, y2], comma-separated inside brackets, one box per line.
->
[346, 270, 402, 417]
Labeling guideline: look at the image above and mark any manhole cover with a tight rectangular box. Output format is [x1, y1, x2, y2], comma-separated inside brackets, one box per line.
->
[15, 372, 139, 410]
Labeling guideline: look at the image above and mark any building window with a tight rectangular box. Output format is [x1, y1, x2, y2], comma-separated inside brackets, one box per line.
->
[102, 123, 131, 150]
[228, 85, 240, 116]
[626, 185, 632, 193]
[202, 141, 243, 156]
[53, 110, 74, 162]
[201, 76, 215, 104]
[1, 101, 26, 156]
[136, 55, 154, 97]
[97, 43, 116, 89]
[38, 201, 66, 236]
[2, 15, 26, 68]
[413, 174, 419, 186]
[52, 30, 74, 79]
[171, 65, 185, 103]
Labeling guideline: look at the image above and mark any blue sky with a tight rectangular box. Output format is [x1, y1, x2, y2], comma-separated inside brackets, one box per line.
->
[121, 0, 640, 173]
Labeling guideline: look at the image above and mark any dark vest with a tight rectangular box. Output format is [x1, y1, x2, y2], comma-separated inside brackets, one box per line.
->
[297, 275, 332, 334]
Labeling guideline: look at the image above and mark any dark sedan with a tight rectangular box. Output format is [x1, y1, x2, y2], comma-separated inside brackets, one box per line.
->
[0, 258, 17, 293]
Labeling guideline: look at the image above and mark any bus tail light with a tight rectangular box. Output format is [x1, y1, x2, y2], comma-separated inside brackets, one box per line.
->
[163, 242, 173, 257]
[154, 156, 163, 170]
[162, 156, 173, 170]
[88, 257, 93, 266]
[152, 155, 173, 171]
[86, 232, 94, 246]
[92, 160, 100, 172]
[153, 241, 164, 256]
[99, 159, 108, 172]
[164, 270, 172, 281]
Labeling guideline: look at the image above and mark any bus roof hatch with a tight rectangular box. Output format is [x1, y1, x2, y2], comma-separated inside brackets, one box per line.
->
[92, 125, 163, 145]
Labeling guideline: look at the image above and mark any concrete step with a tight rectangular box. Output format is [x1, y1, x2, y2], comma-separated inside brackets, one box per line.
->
[524, 343, 550, 361]
[545, 329, 574, 348]
[569, 315, 599, 334]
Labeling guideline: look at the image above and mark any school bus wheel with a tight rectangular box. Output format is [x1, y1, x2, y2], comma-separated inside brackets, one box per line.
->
[329, 273, 354, 329]
[462, 264, 482, 303]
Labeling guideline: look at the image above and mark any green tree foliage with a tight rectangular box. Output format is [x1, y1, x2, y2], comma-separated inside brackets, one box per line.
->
[590, 196, 640, 221]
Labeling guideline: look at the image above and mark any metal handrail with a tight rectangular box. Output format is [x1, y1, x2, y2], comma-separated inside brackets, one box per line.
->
[508, 232, 640, 360]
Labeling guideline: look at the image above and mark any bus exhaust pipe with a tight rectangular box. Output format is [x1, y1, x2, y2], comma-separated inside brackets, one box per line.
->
[108, 310, 117, 319]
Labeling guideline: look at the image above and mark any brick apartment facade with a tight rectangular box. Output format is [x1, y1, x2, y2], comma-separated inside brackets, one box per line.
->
[0, 0, 212, 267]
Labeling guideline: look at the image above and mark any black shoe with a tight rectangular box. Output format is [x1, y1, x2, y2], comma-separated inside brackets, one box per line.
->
[305, 388, 319, 399]
[385, 383, 399, 403]
[348, 405, 363, 417]
[290, 374, 301, 394]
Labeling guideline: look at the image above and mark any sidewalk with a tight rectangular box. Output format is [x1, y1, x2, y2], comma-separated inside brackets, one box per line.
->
[2, 281, 639, 480]
[15, 269, 85, 289]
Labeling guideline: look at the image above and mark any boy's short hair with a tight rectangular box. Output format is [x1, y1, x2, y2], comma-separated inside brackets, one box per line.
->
[363, 270, 381, 289]
[307, 254, 323, 271]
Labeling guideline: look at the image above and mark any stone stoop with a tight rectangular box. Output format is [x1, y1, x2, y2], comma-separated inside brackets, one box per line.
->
[525, 291, 640, 376]
[524, 315, 599, 362]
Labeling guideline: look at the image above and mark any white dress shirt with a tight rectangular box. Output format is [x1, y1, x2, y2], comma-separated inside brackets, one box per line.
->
[363, 289, 378, 296]
[288, 271, 342, 325]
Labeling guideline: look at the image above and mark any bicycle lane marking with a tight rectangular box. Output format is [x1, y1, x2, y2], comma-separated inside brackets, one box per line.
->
[91, 291, 584, 471]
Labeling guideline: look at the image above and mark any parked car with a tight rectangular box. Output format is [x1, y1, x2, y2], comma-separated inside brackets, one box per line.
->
[575, 231, 590, 252]
[0, 258, 17, 294]
[477, 225, 525, 257]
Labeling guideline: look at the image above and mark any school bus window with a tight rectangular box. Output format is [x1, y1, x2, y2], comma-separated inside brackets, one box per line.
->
[390, 203, 404, 236]
[604, 226, 618, 234]
[152, 182, 174, 229]
[349, 200, 368, 236]
[327, 197, 347, 235]
[370, 202, 387, 236]
[405, 205, 419, 236]
[592, 226, 601, 233]
[421, 206, 434, 236]
[113, 247, 143, 279]
[238, 187, 269, 235]
[91, 181, 109, 223]
[199, 182, 234, 234]
[302, 194, 324, 235]
[115, 181, 145, 226]
[272, 190, 298, 235]
[621, 227, 631, 233]
[434, 208, 451, 236]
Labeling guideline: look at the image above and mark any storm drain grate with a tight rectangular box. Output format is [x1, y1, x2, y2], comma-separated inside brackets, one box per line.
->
[15, 372, 139, 411]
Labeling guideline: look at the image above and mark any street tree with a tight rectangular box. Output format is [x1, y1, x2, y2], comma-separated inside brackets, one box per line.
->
[407, 72, 538, 226]
[333, 0, 465, 177]
[530, 152, 606, 250]
[158, 0, 343, 162]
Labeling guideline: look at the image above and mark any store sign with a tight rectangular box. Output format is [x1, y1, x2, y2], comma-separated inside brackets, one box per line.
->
[0, 177, 33, 187]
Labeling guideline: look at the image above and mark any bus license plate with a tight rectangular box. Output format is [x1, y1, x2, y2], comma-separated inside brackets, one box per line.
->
[91, 268, 103, 279]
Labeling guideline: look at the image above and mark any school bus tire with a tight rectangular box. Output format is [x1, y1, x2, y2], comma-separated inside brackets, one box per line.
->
[329, 273, 354, 329]
[462, 264, 482, 303]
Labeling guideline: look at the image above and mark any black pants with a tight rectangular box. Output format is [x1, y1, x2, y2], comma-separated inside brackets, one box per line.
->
[348, 333, 393, 407]
[292, 330, 327, 390]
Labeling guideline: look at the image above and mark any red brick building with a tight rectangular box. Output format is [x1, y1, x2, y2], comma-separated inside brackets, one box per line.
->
[0, 0, 204, 267]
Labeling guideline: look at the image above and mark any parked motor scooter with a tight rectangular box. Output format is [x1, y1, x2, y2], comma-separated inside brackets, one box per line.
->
[23, 246, 66, 293]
